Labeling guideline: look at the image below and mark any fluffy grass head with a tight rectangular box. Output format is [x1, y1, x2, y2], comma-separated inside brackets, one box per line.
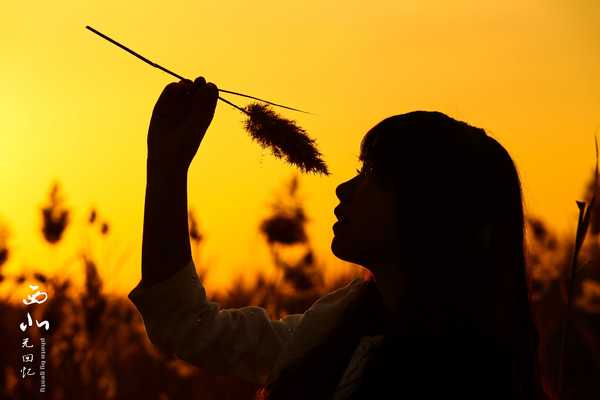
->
[243, 103, 329, 176]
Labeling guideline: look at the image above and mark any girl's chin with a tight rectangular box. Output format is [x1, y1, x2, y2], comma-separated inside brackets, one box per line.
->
[331, 236, 355, 262]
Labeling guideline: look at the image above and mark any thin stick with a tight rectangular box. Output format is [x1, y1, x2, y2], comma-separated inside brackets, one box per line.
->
[218, 96, 250, 116]
[217, 89, 313, 115]
[85, 25, 312, 114]
[558, 202, 584, 399]
[558, 134, 598, 399]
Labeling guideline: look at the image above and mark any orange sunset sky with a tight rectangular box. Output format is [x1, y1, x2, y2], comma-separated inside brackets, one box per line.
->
[1, 1, 599, 296]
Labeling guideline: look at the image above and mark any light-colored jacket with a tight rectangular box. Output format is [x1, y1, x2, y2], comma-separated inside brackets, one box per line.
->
[128, 259, 384, 399]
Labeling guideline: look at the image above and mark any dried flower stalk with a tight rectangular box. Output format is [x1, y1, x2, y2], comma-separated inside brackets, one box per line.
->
[558, 134, 598, 398]
[244, 103, 329, 175]
[85, 25, 328, 175]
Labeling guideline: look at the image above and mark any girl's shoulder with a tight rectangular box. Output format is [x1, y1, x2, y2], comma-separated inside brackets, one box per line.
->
[307, 277, 366, 313]
[264, 277, 368, 386]
[293, 277, 367, 340]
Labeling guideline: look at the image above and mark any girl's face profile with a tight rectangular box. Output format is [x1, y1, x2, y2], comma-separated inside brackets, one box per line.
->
[331, 159, 401, 270]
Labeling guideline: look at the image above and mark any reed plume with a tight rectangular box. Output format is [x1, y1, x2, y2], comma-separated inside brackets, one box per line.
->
[0, 222, 9, 267]
[244, 103, 329, 175]
[85, 25, 330, 175]
[41, 182, 70, 244]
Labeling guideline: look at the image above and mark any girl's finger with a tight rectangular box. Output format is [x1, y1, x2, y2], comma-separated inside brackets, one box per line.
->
[193, 76, 206, 87]
[155, 82, 180, 106]
[179, 79, 194, 95]
[205, 82, 219, 108]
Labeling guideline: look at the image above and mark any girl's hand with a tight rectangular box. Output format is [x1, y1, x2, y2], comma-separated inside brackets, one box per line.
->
[147, 76, 218, 174]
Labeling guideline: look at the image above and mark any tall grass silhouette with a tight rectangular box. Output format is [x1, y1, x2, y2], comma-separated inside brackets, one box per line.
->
[0, 174, 599, 399]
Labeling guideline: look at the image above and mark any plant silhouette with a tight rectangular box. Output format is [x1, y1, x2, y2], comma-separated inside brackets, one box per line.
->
[0, 175, 598, 399]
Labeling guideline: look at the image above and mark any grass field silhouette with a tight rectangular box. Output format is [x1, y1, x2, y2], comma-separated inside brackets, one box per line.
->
[0, 174, 598, 399]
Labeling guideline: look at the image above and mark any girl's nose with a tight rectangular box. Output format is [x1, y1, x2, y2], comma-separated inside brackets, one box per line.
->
[336, 177, 355, 202]
[335, 183, 344, 201]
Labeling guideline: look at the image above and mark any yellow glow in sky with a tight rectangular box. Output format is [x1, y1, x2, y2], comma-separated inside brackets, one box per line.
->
[1, 0, 599, 296]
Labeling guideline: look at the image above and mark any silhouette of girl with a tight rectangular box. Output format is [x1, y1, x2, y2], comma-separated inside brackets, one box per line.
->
[129, 77, 549, 399]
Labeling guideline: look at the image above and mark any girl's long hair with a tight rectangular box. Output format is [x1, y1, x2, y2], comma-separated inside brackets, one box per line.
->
[258, 111, 549, 400]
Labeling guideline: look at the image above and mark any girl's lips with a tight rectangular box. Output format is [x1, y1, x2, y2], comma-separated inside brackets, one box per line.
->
[333, 220, 348, 232]
[334, 205, 348, 221]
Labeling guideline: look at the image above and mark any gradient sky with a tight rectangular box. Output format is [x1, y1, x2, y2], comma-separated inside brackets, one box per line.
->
[1, 0, 599, 296]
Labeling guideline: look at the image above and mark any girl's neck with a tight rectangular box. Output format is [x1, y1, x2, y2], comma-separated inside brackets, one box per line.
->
[367, 261, 406, 321]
